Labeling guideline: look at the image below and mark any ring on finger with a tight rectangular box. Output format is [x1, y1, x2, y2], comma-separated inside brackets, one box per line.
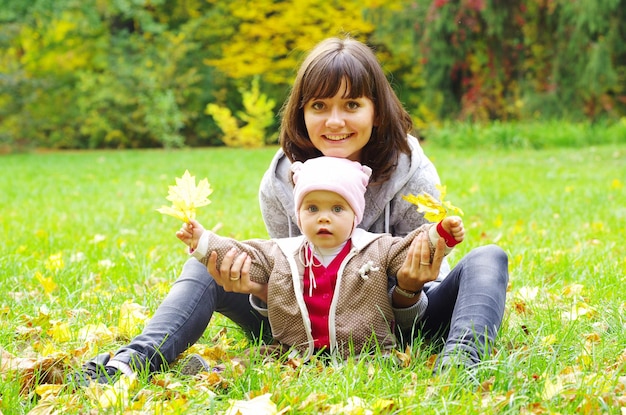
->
[229, 276, 240, 281]
[420, 261, 431, 266]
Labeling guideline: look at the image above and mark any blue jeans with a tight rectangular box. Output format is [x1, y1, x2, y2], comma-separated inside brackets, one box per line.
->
[112, 244, 508, 372]
[112, 259, 271, 373]
[416, 244, 509, 366]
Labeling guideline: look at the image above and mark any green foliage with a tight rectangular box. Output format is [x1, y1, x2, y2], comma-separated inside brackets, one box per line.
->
[426, 118, 626, 149]
[0, 1, 207, 149]
[381, 0, 626, 122]
[0, 1, 625, 150]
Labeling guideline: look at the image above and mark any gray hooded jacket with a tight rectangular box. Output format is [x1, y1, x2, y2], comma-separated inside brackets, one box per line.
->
[256, 135, 450, 329]
[258, 134, 450, 280]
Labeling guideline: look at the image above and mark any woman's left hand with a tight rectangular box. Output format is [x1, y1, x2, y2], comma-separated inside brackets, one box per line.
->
[396, 232, 446, 293]
[207, 248, 269, 302]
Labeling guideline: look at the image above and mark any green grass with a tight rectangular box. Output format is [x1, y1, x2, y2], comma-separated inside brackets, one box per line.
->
[1, 143, 625, 414]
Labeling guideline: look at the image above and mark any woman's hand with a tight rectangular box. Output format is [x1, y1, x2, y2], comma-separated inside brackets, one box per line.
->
[208, 248, 268, 302]
[394, 232, 446, 306]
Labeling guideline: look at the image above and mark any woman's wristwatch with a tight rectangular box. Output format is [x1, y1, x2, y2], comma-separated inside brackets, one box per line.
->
[394, 284, 422, 298]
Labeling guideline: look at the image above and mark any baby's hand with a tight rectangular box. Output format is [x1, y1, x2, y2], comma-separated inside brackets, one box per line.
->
[441, 215, 465, 245]
[176, 219, 206, 251]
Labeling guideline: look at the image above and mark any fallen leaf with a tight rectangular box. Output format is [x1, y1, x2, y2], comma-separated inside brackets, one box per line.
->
[48, 321, 71, 343]
[35, 271, 57, 295]
[1, 349, 71, 395]
[83, 374, 138, 409]
[224, 393, 277, 415]
[77, 323, 116, 344]
[118, 301, 149, 338]
[542, 376, 564, 400]
[327, 396, 372, 415]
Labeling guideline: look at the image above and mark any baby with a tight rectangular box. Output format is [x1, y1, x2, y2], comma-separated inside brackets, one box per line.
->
[177, 156, 464, 360]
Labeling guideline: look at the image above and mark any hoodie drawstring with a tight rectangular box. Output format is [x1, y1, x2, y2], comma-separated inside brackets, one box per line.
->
[300, 241, 318, 297]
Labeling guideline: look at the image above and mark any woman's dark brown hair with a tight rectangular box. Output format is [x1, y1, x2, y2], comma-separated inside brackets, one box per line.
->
[279, 36, 413, 184]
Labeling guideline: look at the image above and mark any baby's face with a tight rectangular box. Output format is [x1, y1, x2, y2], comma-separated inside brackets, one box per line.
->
[298, 190, 355, 249]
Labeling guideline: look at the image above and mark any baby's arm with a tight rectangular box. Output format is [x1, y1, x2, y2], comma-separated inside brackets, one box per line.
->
[440, 216, 465, 245]
[427, 215, 465, 255]
[176, 219, 206, 252]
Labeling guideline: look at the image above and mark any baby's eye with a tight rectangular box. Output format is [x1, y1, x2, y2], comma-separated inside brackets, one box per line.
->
[332, 205, 344, 213]
[307, 205, 319, 213]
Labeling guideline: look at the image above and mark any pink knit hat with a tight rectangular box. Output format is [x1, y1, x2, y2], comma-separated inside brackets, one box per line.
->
[291, 156, 372, 228]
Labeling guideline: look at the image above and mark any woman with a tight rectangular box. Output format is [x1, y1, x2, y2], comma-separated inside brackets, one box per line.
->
[71, 36, 508, 385]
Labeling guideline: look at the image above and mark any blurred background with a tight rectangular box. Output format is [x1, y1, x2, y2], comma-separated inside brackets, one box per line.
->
[1, 0, 624, 150]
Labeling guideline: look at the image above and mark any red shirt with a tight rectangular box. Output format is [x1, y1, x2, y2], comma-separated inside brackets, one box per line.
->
[302, 241, 352, 349]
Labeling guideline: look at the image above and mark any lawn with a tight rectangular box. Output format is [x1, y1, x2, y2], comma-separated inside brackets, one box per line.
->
[1, 143, 625, 414]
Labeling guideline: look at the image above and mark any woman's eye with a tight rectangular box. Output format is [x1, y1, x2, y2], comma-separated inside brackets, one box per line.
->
[310, 102, 324, 110]
[346, 101, 360, 110]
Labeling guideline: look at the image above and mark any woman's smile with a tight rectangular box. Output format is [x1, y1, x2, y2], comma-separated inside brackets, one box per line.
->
[323, 133, 353, 141]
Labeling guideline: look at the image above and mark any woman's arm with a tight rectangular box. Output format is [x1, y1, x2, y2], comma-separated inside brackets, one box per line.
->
[259, 174, 295, 239]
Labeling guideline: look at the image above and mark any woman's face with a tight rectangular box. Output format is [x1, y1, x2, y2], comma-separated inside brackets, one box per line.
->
[303, 83, 374, 162]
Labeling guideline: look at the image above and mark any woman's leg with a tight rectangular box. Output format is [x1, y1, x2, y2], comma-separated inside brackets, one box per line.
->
[420, 244, 509, 368]
[110, 258, 270, 373]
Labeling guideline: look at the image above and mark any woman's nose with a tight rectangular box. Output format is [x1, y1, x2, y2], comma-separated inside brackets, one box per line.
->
[325, 108, 345, 128]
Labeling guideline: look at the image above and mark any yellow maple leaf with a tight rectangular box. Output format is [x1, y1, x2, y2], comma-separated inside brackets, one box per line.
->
[224, 393, 278, 415]
[84, 374, 137, 408]
[402, 184, 464, 222]
[48, 320, 71, 342]
[44, 252, 64, 272]
[35, 271, 57, 295]
[562, 301, 596, 321]
[541, 375, 564, 400]
[118, 301, 149, 338]
[157, 170, 213, 223]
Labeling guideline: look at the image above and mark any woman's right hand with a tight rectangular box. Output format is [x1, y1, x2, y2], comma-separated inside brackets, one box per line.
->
[208, 248, 268, 302]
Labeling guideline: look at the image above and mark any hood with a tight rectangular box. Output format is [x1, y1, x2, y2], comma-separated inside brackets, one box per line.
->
[266, 134, 428, 233]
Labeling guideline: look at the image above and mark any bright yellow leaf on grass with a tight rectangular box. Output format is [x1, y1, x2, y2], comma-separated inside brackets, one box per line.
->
[562, 301, 596, 321]
[48, 321, 71, 342]
[516, 286, 539, 301]
[403, 184, 464, 222]
[45, 252, 64, 272]
[563, 283, 584, 297]
[35, 271, 57, 294]
[327, 396, 372, 415]
[118, 301, 149, 338]
[34, 383, 64, 400]
[78, 323, 115, 344]
[157, 170, 213, 223]
[542, 334, 557, 346]
[84, 374, 138, 409]
[224, 393, 278, 415]
[372, 399, 395, 413]
[542, 375, 564, 400]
